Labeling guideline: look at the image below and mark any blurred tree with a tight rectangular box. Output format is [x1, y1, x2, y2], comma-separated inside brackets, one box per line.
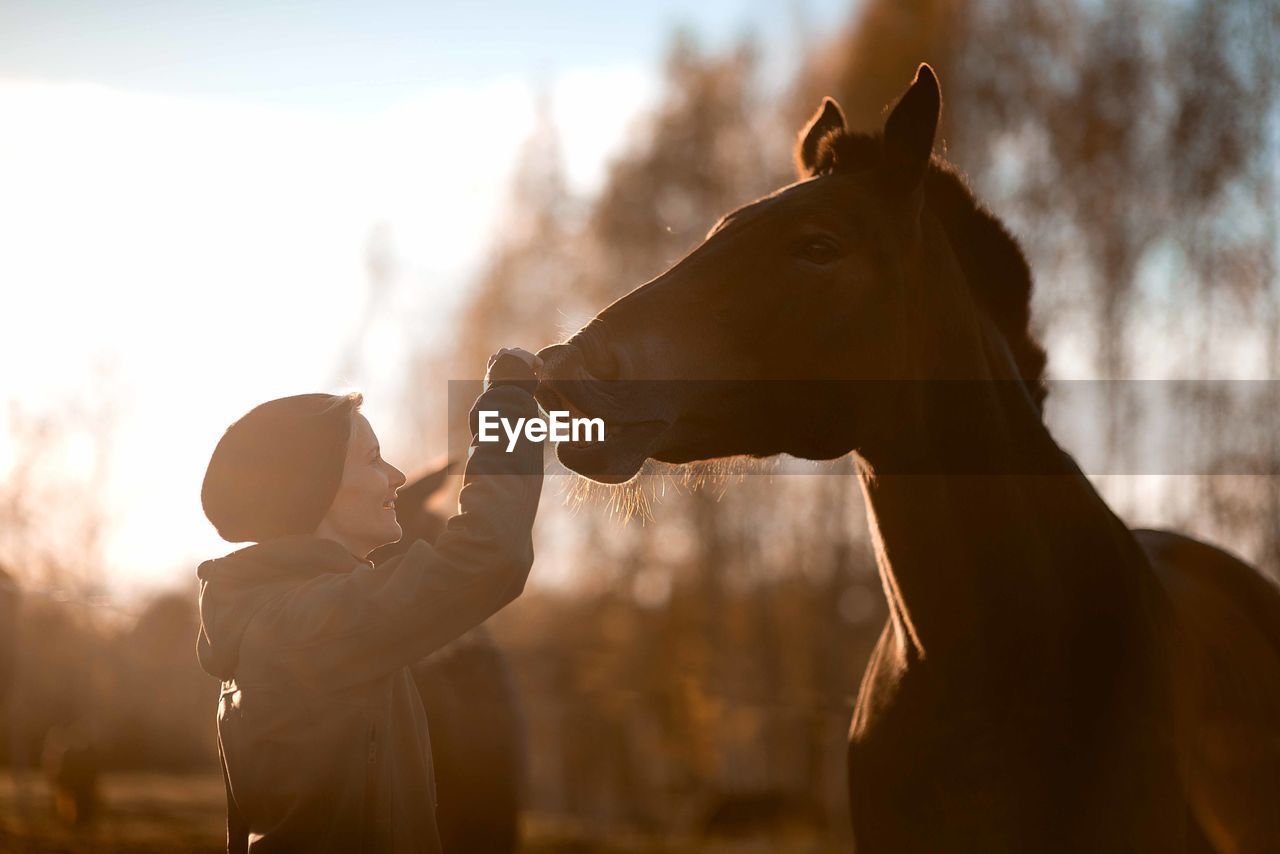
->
[800, 0, 1280, 577]
[585, 33, 771, 294]
[453, 88, 580, 374]
[0, 376, 118, 591]
[101, 593, 214, 771]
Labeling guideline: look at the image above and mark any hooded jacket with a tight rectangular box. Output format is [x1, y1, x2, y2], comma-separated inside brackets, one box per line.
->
[196, 384, 543, 853]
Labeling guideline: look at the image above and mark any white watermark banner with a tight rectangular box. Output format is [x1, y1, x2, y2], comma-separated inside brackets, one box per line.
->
[476, 409, 604, 452]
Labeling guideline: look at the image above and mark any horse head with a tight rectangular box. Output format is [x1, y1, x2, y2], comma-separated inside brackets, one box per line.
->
[537, 65, 1043, 483]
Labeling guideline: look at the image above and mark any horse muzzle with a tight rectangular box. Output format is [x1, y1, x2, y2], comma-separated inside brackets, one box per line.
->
[534, 343, 675, 483]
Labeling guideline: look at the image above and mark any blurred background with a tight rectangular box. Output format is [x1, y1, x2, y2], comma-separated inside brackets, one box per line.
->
[1, 0, 1277, 851]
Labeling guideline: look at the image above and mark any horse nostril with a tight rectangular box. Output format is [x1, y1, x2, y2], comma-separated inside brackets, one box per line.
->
[535, 343, 570, 362]
[535, 344, 581, 377]
[540, 333, 625, 381]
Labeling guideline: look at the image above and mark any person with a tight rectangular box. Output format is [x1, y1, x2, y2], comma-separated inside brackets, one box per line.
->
[195, 348, 544, 853]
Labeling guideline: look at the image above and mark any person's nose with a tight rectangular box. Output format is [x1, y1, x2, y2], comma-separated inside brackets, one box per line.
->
[389, 464, 407, 490]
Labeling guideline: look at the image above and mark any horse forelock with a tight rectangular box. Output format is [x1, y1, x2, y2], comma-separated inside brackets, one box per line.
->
[809, 128, 1048, 411]
[810, 129, 881, 177]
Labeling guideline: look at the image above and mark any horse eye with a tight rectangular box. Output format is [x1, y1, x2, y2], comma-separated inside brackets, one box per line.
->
[795, 236, 841, 266]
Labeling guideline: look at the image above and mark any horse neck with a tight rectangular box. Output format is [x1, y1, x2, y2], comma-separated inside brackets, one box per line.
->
[854, 223, 1152, 666]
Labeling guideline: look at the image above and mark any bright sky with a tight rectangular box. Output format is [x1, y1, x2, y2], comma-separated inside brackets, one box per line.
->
[0, 1, 851, 599]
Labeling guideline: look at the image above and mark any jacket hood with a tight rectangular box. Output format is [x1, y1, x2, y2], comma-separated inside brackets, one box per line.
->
[196, 534, 366, 680]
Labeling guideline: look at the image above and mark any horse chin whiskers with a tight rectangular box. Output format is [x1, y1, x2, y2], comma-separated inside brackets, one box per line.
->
[558, 455, 774, 522]
[558, 465, 660, 522]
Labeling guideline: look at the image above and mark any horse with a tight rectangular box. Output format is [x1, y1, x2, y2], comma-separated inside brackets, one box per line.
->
[370, 461, 523, 854]
[534, 65, 1280, 851]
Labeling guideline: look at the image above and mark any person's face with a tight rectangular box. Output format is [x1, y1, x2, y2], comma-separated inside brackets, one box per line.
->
[314, 413, 406, 558]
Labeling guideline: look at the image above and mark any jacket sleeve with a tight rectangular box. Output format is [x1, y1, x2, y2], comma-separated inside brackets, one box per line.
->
[245, 384, 544, 691]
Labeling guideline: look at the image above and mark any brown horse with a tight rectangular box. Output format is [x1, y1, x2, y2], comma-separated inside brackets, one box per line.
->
[535, 65, 1280, 851]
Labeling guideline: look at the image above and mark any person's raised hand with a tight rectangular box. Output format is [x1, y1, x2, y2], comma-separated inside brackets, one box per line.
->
[484, 347, 543, 393]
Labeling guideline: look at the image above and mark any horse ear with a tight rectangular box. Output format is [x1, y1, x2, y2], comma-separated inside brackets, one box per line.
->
[882, 63, 940, 194]
[795, 97, 847, 178]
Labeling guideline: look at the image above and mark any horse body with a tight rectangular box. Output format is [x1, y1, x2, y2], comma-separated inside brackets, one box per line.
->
[535, 65, 1280, 850]
[1138, 529, 1280, 851]
[833, 324, 1191, 850]
[844, 470, 1188, 851]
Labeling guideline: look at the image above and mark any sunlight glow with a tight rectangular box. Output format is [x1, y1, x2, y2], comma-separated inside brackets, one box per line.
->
[0, 69, 653, 594]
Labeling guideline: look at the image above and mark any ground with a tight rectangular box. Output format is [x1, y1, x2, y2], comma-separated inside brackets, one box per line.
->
[0, 772, 848, 853]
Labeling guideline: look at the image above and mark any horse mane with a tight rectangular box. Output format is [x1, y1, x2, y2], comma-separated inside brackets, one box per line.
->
[809, 130, 1048, 411]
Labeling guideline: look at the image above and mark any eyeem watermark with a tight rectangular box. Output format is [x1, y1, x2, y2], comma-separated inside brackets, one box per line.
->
[477, 410, 605, 452]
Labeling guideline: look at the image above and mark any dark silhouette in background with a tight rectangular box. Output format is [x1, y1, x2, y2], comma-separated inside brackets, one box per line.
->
[537, 65, 1280, 851]
[40, 721, 99, 827]
[0, 565, 18, 830]
[370, 461, 523, 854]
[0, 565, 17, 710]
